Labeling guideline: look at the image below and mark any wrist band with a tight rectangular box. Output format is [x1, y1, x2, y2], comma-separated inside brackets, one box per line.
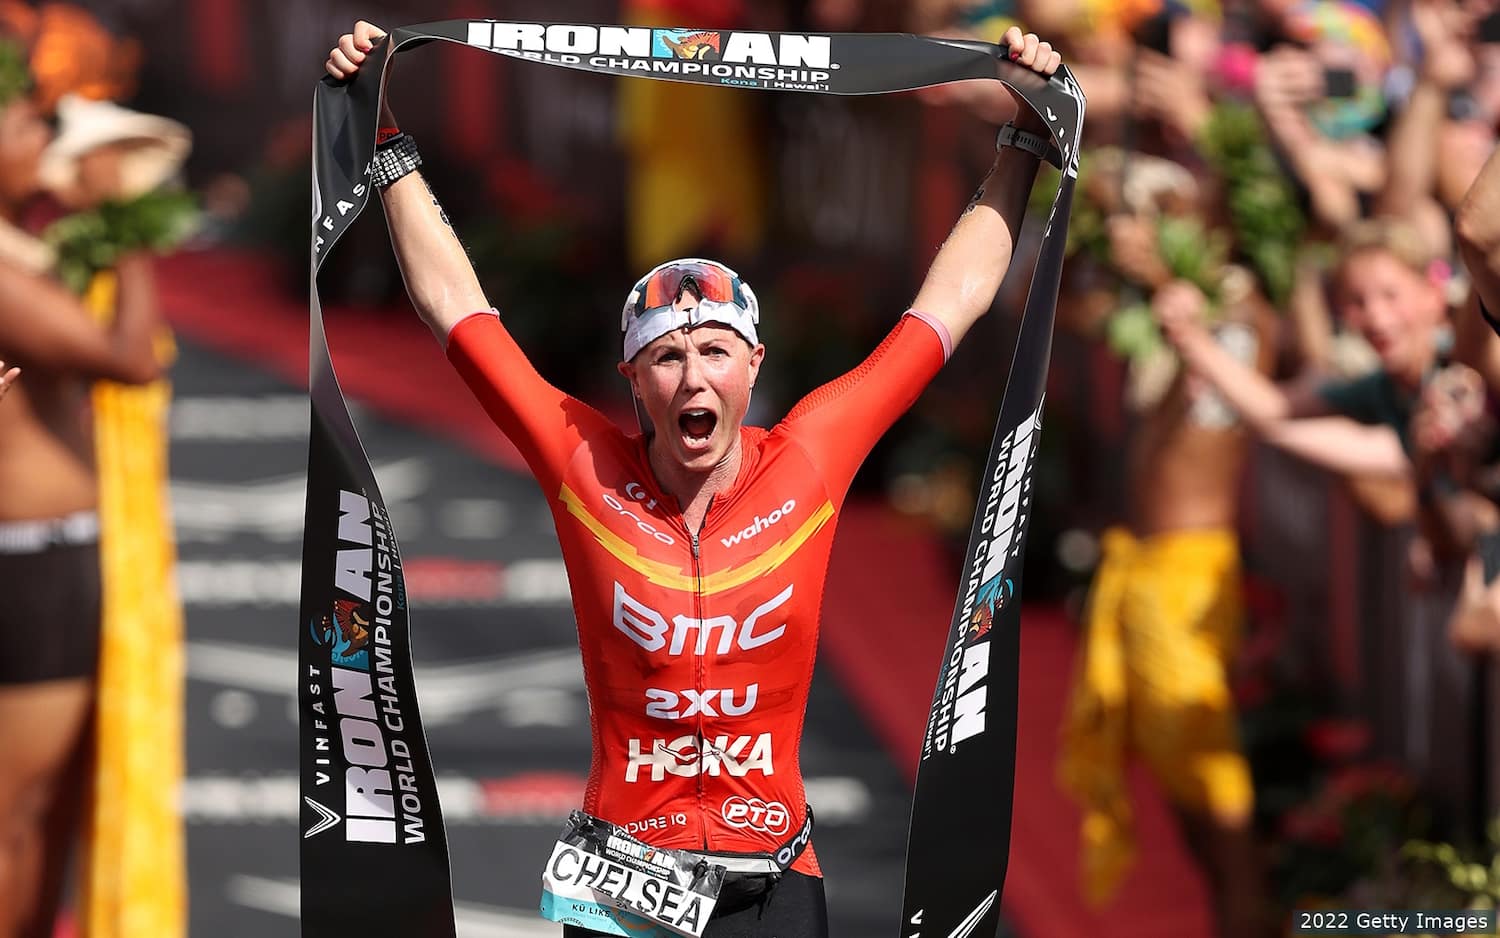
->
[995, 122, 1049, 161]
[371, 133, 422, 188]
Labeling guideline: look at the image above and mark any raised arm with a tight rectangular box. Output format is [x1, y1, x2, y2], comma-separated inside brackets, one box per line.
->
[1260, 417, 1410, 478]
[1376, 0, 1475, 218]
[911, 27, 1061, 348]
[326, 22, 490, 344]
[1456, 144, 1500, 328]
[1154, 280, 1328, 428]
[0, 251, 161, 384]
[1252, 48, 1362, 232]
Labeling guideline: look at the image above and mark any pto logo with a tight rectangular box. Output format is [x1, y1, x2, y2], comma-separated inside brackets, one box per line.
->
[656, 30, 720, 61]
[721, 796, 791, 836]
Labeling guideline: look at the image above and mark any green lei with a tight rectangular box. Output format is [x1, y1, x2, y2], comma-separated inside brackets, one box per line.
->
[0, 38, 30, 110]
[0, 40, 196, 293]
[1031, 155, 1230, 362]
[1196, 100, 1307, 309]
[44, 189, 198, 294]
[1031, 101, 1306, 361]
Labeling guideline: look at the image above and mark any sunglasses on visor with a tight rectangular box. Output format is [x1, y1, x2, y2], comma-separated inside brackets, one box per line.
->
[631, 261, 749, 318]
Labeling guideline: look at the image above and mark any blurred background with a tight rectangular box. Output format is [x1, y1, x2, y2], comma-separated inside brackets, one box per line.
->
[6, 0, 1500, 935]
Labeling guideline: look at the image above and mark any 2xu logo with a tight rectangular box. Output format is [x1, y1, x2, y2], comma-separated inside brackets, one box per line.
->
[720, 796, 791, 836]
[646, 684, 758, 720]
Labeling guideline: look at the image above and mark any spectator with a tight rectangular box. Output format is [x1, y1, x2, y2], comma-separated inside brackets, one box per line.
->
[1154, 219, 1447, 482]
[1408, 359, 1500, 652]
[1058, 204, 1278, 938]
[0, 21, 186, 937]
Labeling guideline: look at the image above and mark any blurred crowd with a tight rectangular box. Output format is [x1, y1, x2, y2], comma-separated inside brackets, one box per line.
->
[925, 0, 1500, 933]
[6, 0, 1500, 935]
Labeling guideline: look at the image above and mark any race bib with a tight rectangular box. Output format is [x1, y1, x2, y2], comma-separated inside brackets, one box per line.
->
[540, 811, 724, 938]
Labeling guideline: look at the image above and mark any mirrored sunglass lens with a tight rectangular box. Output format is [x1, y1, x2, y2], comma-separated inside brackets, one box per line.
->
[641, 264, 736, 311]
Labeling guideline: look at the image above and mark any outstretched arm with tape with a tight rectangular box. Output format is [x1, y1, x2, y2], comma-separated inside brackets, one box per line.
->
[326, 21, 489, 344]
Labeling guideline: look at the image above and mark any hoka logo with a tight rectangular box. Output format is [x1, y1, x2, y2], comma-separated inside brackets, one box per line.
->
[721, 499, 796, 548]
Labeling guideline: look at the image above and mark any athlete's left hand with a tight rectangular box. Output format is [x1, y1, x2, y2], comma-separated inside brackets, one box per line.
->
[999, 26, 1062, 132]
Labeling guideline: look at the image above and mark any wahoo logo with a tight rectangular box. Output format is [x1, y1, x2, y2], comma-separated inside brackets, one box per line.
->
[721, 499, 796, 547]
[466, 22, 833, 69]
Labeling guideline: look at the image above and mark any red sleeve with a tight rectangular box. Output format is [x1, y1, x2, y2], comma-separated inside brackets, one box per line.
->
[445, 312, 621, 492]
[779, 313, 947, 506]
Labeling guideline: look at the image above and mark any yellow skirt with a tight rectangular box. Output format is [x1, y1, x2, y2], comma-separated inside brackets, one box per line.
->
[80, 271, 186, 937]
[1057, 526, 1254, 904]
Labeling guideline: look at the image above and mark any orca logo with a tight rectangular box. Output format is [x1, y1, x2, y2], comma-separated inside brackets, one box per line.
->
[774, 812, 814, 867]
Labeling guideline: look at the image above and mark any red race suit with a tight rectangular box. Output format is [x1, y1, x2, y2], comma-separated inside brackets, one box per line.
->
[447, 309, 949, 876]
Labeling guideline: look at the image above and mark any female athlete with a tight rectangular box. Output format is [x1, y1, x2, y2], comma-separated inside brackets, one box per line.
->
[327, 20, 1063, 937]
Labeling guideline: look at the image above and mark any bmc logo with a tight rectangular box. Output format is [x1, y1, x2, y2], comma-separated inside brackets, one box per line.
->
[625, 733, 774, 782]
[721, 499, 796, 548]
[613, 582, 792, 656]
[721, 796, 791, 836]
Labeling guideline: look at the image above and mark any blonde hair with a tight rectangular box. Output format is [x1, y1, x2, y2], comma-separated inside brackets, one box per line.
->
[1333, 218, 1436, 283]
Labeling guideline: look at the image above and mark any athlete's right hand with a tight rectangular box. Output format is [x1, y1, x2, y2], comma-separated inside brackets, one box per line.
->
[325, 21, 387, 80]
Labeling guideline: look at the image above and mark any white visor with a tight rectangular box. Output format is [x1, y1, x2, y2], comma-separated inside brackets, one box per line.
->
[621, 258, 760, 361]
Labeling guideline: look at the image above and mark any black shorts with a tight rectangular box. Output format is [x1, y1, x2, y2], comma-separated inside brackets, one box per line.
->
[562, 869, 829, 938]
[0, 527, 101, 684]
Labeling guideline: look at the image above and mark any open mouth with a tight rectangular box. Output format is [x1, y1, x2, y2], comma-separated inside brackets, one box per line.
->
[678, 408, 717, 446]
